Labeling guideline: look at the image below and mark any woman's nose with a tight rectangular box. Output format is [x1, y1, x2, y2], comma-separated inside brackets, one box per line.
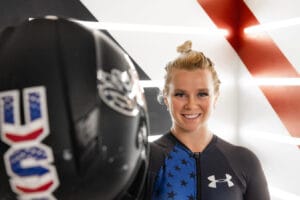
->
[184, 96, 198, 109]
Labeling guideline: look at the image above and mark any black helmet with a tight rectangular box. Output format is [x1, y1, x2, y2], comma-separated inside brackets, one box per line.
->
[0, 17, 149, 200]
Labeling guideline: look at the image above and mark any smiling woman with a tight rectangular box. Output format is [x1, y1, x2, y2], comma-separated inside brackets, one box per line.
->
[165, 67, 217, 149]
[145, 40, 270, 200]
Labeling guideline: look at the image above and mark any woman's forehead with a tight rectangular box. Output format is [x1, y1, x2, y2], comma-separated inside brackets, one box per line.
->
[171, 68, 213, 82]
[169, 69, 214, 90]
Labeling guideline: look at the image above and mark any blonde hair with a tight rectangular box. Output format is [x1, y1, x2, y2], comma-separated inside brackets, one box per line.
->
[163, 40, 221, 96]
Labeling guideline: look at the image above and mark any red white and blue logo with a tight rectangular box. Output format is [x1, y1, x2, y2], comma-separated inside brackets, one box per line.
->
[0, 86, 59, 200]
[0, 87, 49, 145]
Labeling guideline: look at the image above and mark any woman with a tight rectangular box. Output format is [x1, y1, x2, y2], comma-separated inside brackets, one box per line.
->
[146, 41, 270, 200]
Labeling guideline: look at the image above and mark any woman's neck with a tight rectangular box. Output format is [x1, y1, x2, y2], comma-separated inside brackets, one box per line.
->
[171, 127, 213, 152]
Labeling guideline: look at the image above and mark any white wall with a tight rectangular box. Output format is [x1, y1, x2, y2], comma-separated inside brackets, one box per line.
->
[80, 0, 300, 199]
[240, 1, 300, 199]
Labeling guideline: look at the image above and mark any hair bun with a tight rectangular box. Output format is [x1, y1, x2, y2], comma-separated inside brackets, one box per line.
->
[177, 40, 192, 54]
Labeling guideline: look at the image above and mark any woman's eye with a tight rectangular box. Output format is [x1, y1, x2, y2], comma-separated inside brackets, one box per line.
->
[198, 92, 208, 97]
[174, 93, 185, 97]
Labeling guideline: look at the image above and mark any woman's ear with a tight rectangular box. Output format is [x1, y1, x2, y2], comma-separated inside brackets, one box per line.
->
[213, 92, 219, 109]
[164, 96, 169, 108]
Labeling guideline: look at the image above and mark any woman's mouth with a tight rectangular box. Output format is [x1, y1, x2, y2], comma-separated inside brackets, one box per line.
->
[182, 114, 200, 119]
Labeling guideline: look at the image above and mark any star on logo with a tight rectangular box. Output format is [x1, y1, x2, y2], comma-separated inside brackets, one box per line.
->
[166, 182, 172, 188]
[167, 191, 176, 199]
[181, 159, 188, 165]
[180, 180, 187, 187]
[189, 172, 196, 179]
[168, 172, 174, 178]
[174, 165, 181, 171]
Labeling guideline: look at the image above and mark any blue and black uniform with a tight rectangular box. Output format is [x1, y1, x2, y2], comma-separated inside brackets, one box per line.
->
[145, 132, 270, 200]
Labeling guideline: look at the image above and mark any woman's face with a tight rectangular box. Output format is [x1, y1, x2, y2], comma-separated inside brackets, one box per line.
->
[164, 68, 218, 134]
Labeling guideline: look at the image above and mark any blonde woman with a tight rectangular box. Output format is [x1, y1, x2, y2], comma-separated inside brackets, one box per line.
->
[145, 41, 270, 200]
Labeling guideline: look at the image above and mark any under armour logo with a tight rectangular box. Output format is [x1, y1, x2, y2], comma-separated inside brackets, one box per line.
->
[207, 174, 234, 188]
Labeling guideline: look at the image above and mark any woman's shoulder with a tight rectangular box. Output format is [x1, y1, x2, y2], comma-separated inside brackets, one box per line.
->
[214, 135, 261, 168]
[148, 133, 175, 174]
[150, 132, 175, 149]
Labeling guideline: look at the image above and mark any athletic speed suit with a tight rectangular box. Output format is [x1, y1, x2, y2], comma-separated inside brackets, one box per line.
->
[145, 132, 270, 200]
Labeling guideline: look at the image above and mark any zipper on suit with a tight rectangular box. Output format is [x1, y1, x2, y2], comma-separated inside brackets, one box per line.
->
[193, 152, 201, 200]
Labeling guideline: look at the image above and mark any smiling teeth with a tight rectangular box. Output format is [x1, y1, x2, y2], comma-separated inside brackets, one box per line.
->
[183, 114, 199, 119]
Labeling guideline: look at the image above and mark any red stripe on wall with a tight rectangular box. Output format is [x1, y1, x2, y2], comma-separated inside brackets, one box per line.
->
[197, 0, 300, 138]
